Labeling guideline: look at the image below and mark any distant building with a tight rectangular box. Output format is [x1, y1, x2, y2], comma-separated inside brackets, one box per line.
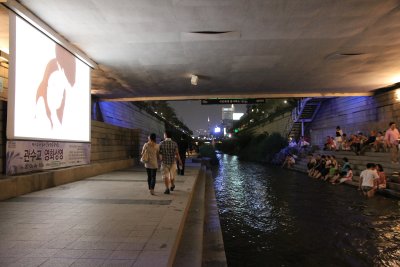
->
[222, 105, 235, 131]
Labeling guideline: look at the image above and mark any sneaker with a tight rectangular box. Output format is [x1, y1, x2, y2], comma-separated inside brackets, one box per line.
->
[170, 185, 175, 191]
[164, 189, 170, 194]
[150, 189, 155, 195]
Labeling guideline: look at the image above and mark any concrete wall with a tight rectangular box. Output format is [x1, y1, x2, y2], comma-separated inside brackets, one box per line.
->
[91, 120, 141, 163]
[309, 89, 399, 146]
[93, 101, 165, 147]
[239, 112, 292, 137]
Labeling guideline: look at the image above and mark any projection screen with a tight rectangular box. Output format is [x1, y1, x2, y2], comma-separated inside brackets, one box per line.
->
[7, 13, 91, 142]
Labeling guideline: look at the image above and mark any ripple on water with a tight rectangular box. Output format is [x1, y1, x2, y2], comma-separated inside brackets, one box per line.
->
[214, 154, 400, 267]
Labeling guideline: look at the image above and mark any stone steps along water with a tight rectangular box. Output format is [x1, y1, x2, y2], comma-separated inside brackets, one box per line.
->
[290, 151, 400, 199]
[296, 150, 400, 178]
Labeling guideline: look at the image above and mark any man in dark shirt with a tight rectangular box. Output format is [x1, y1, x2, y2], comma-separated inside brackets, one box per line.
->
[177, 136, 188, 175]
[159, 131, 182, 194]
[360, 130, 377, 155]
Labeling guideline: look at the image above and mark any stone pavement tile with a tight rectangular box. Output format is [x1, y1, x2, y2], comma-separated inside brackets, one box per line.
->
[25, 248, 59, 257]
[53, 249, 87, 258]
[66, 241, 120, 250]
[109, 250, 140, 260]
[70, 258, 105, 267]
[76, 235, 103, 242]
[27, 233, 59, 242]
[8, 257, 48, 267]
[116, 241, 147, 251]
[132, 251, 169, 267]
[12, 241, 45, 249]
[76, 229, 104, 237]
[80, 250, 113, 259]
[53, 233, 83, 242]
[0, 241, 17, 249]
[103, 230, 132, 239]
[71, 224, 99, 230]
[41, 239, 76, 249]
[64, 241, 93, 250]
[63, 229, 88, 236]
[0, 257, 18, 265]
[132, 225, 159, 232]
[101, 259, 135, 267]
[143, 229, 174, 251]
[92, 242, 121, 250]
[40, 257, 76, 267]
[0, 248, 34, 257]
[127, 229, 154, 238]
[100, 236, 130, 243]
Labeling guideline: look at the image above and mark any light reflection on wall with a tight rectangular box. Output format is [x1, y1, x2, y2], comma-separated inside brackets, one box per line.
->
[395, 89, 400, 102]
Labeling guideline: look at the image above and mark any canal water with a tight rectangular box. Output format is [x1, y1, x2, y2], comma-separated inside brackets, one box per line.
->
[213, 154, 400, 267]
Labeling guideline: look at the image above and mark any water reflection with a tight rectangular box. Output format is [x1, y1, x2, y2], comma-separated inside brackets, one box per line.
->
[213, 154, 400, 267]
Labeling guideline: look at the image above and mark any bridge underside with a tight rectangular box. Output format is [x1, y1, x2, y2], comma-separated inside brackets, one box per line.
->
[1, 1, 400, 101]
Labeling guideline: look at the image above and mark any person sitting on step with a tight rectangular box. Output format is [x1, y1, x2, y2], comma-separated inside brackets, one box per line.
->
[373, 131, 385, 152]
[341, 133, 351, 151]
[282, 153, 296, 169]
[349, 134, 361, 155]
[331, 167, 353, 185]
[376, 164, 387, 190]
[359, 130, 377, 155]
[339, 157, 351, 176]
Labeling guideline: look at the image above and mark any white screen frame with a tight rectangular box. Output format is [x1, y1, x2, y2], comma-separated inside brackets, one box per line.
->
[7, 12, 91, 142]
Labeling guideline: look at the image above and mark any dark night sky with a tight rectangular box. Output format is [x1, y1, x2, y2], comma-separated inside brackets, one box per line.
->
[168, 101, 246, 136]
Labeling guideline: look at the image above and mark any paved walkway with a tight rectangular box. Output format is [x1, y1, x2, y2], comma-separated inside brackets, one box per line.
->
[0, 163, 201, 267]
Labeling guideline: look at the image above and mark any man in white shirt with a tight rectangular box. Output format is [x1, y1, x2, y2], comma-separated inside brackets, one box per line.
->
[358, 163, 379, 198]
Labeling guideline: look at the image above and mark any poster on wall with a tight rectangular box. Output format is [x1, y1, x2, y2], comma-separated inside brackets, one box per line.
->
[7, 13, 91, 142]
[6, 141, 91, 175]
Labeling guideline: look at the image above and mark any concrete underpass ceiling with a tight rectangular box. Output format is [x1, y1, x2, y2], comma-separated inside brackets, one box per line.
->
[1, 0, 400, 100]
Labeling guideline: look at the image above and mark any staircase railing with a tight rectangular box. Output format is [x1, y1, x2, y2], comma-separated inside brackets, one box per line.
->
[292, 97, 311, 122]
[288, 97, 327, 138]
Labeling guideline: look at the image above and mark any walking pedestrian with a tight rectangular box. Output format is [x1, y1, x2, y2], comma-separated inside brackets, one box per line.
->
[141, 133, 159, 195]
[159, 131, 182, 194]
[384, 122, 400, 164]
[177, 136, 188, 175]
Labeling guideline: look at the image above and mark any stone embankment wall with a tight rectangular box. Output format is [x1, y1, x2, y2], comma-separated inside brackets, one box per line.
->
[93, 101, 165, 146]
[309, 89, 399, 147]
[239, 112, 291, 137]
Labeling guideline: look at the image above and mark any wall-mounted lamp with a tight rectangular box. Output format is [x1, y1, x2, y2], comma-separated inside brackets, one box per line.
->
[0, 50, 9, 62]
[191, 74, 198, 85]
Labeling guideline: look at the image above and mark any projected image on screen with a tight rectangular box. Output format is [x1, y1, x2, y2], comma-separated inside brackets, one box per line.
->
[36, 45, 76, 129]
[8, 14, 90, 142]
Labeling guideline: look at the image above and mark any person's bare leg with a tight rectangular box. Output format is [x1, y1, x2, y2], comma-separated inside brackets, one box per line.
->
[367, 188, 376, 198]
[170, 164, 177, 191]
[164, 176, 170, 193]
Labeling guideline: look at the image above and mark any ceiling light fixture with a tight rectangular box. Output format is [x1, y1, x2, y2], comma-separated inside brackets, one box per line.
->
[0, 50, 9, 62]
[191, 75, 198, 86]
